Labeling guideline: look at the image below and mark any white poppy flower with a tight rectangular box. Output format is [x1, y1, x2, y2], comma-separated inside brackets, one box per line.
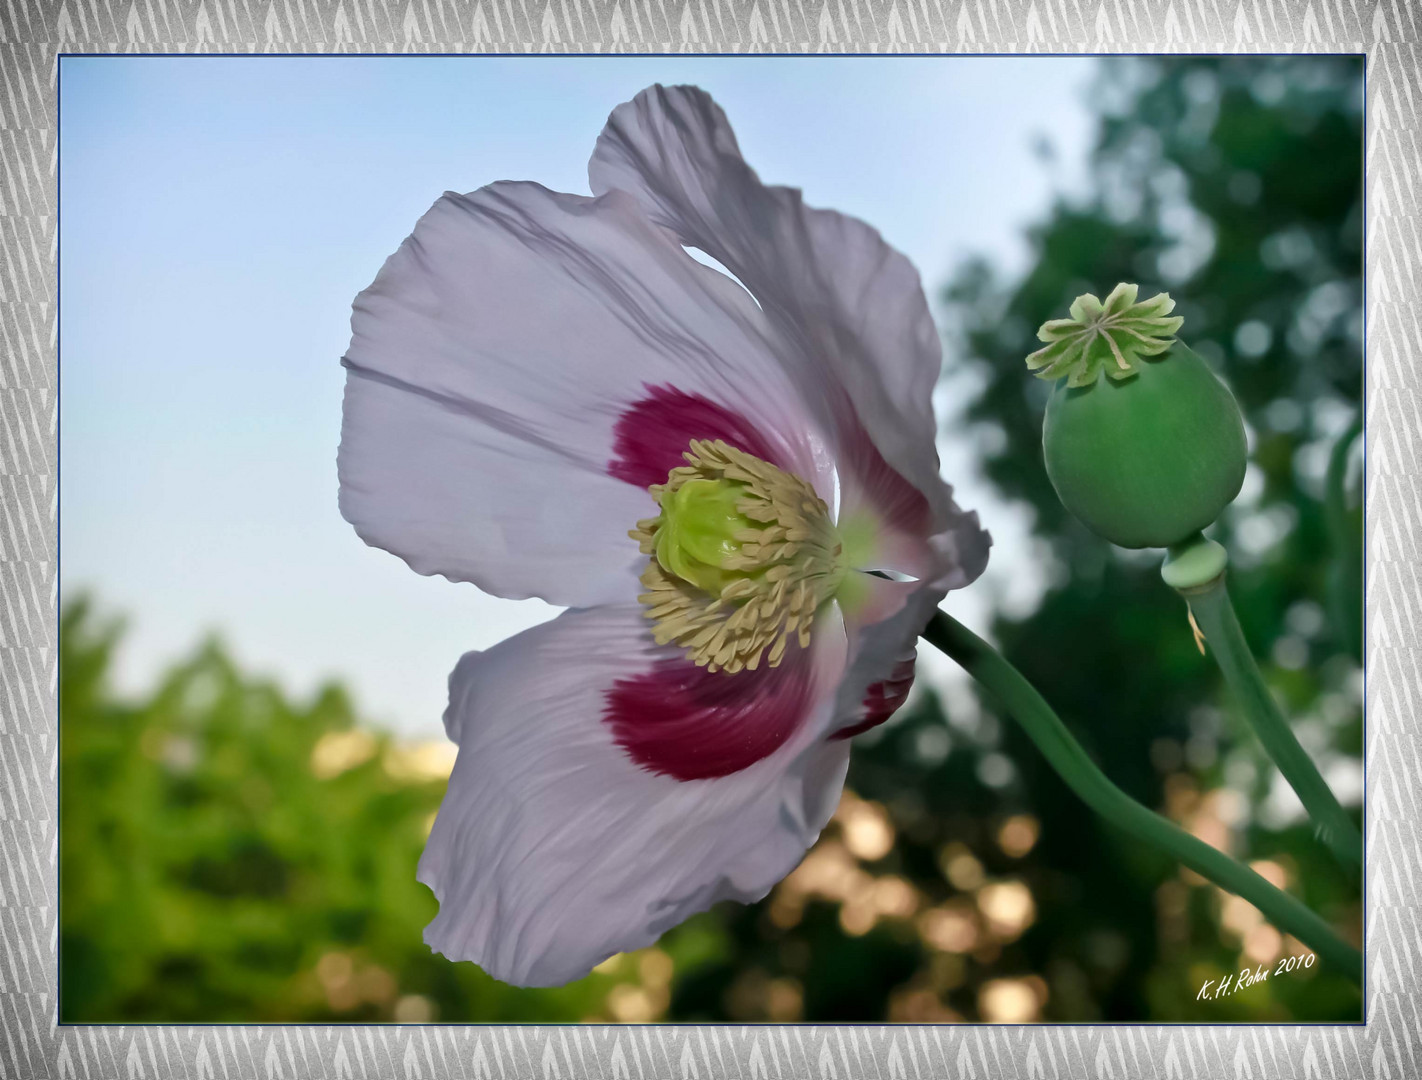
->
[338, 84, 991, 988]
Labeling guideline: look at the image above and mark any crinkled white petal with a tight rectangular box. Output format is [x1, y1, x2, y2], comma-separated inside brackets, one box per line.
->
[419, 605, 850, 987]
[830, 579, 947, 738]
[590, 85, 989, 561]
[340, 181, 831, 607]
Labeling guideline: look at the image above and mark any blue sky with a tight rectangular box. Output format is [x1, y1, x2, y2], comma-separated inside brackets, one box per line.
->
[60, 56, 1097, 736]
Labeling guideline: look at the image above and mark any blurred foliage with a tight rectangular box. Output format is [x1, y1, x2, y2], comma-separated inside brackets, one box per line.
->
[60, 597, 713, 1022]
[668, 53, 1362, 1025]
[62, 55, 1362, 1024]
[932, 54, 1363, 1019]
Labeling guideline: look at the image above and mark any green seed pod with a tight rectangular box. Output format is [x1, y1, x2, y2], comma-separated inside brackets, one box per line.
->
[1029, 284, 1248, 550]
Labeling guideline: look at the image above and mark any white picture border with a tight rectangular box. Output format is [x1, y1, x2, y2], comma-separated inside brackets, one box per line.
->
[14, 3, 1413, 1075]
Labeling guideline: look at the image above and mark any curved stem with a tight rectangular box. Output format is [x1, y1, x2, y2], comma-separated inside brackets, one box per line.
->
[921, 610, 1361, 984]
[1182, 576, 1363, 871]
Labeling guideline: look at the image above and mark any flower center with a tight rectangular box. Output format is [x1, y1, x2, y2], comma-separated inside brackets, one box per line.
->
[629, 439, 845, 674]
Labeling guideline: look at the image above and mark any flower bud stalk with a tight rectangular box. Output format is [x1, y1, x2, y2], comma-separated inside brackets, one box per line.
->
[1179, 572, 1363, 872]
[920, 609, 1361, 981]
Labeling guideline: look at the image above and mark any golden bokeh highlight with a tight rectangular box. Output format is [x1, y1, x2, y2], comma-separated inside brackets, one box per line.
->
[938, 843, 985, 891]
[996, 815, 1040, 858]
[979, 976, 1047, 1022]
[393, 994, 436, 1022]
[382, 740, 458, 783]
[766, 978, 804, 1021]
[1214, 859, 1295, 968]
[836, 793, 896, 861]
[1159, 776, 1327, 975]
[606, 984, 657, 1022]
[309, 730, 377, 780]
[722, 968, 805, 1021]
[312, 950, 398, 1014]
[753, 787, 1056, 1021]
[595, 946, 675, 1023]
[917, 903, 979, 953]
[977, 881, 1036, 942]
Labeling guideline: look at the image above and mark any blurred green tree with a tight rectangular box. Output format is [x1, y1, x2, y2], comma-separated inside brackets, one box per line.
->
[938, 54, 1364, 1020]
[676, 54, 1363, 1023]
[60, 596, 719, 1022]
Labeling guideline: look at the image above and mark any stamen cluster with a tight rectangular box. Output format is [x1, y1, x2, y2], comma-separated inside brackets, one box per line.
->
[629, 440, 844, 674]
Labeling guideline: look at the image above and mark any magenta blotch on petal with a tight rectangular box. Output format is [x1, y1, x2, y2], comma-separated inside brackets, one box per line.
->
[604, 645, 815, 780]
[831, 654, 917, 741]
[608, 384, 783, 490]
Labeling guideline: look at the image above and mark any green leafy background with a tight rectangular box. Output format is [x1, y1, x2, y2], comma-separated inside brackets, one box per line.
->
[61, 55, 1362, 1024]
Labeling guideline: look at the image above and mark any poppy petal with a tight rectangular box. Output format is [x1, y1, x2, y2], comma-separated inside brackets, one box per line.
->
[590, 85, 989, 573]
[829, 580, 947, 741]
[420, 605, 850, 987]
[340, 181, 830, 607]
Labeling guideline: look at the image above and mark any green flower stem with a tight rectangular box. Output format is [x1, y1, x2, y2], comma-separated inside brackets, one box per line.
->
[920, 610, 1362, 984]
[1178, 571, 1363, 872]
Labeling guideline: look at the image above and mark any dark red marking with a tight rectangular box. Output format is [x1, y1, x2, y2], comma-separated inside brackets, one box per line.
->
[830, 655, 916, 741]
[608, 384, 780, 489]
[840, 420, 932, 535]
[604, 649, 814, 780]
[821, 380, 932, 536]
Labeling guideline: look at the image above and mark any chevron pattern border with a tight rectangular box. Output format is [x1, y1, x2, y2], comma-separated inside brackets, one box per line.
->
[5, 1, 1416, 1077]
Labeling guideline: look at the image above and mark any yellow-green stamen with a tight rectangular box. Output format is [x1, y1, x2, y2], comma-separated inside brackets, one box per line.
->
[628, 440, 846, 674]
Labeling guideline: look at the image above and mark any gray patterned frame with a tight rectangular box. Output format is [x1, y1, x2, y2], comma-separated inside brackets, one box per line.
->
[11, 2, 1413, 1076]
